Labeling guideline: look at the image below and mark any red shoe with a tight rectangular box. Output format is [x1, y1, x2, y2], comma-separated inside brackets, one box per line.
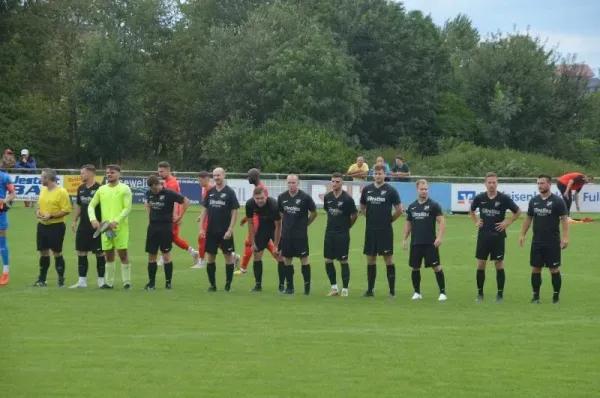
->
[0, 272, 9, 286]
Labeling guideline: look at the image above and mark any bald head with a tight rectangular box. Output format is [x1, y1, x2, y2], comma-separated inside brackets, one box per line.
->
[287, 174, 299, 195]
[248, 168, 260, 185]
[213, 167, 225, 187]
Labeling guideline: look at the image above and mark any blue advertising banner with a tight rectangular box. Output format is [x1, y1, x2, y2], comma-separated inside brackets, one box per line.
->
[179, 178, 202, 205]
[119, 177, 147, 204]
[307, 180, 452, 211]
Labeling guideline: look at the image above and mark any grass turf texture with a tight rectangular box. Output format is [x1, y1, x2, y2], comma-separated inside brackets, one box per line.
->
[2, 205, 600, 397]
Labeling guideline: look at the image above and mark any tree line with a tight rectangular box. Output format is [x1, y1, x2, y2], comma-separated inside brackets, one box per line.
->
[1, 0, 599, 173]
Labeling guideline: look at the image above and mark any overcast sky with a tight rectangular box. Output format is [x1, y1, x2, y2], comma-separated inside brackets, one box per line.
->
[401, 0, 600, 72]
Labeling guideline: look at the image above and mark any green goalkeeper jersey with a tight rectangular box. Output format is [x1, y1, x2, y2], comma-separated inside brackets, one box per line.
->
[88, 182, 133, 227]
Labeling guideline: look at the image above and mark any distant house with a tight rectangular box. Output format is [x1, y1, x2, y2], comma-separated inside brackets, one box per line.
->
[556, 64, 599, 93]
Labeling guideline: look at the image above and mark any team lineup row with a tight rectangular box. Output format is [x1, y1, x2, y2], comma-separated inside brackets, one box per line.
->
[21, 163, 570, 303]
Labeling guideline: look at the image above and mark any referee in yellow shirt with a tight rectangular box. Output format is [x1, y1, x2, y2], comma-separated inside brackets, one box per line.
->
[33, 168, 71, 287]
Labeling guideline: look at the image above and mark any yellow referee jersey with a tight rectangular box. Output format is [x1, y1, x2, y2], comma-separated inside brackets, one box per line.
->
[38, 186, 71, 225]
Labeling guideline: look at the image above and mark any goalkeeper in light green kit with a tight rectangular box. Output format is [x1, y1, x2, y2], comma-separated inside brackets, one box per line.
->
[88, 164, 133, 289]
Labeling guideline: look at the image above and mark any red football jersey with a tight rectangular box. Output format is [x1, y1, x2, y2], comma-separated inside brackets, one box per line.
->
[202, 184, 213, 201]
[163, 176, 181, 216]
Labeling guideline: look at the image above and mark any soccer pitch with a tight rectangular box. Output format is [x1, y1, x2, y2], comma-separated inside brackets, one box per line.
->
[2, 206, 600, 397]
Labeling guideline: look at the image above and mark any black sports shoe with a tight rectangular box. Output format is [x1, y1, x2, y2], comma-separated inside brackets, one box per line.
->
[278, 284, 285, 294]
[224, 283, 231, 293]
[32, 280, 47, 287]
[552, 295, 559, 305]
[389, 292, 396, 299]
[206, 286, 217, 293]
[494, 294, 503, 302]
[165, 281, 172, 290]
[531, 297, 540, 304]
[58, 278, 65, 288]
[250, 285, 262, 292]
[475, 294, 484, 302]
[99, 284, 113, 289]
[285, 288, 295, 295]
[362, 290, 375, 297]
[124, 284, 132, 290]
[143, 283, 156, 291]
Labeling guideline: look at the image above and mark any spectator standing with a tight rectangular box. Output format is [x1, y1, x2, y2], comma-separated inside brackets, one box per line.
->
[0, 149, 15, 171]
[15, 149, 36, 207]
[346, 157, 369, 181]
[369, 156, 391, 180]
[391, 156, 411, 182]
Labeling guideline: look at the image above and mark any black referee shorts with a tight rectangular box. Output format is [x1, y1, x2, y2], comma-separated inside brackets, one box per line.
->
[76, 227, 103, 253]
[145, 223, 173, 254]
[324, 232, 350, 261]
[409, 244, 440, 268]
[530, 243, 561, 269]
[475, 234, 506, 261]
[363, 227, 394, 256]
[37, 222, 66, 253]
[205, 232, 235, 255]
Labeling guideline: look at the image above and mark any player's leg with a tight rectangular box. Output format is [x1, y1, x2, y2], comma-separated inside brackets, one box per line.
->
[0, 213, 10, 285]
[194, 219, 209, 269]
[51, 223, 67, 287]
[222, 236, 236, 292]
[71, 250, 89, 288]
[204, 234, 219, 291]
[235, 232, 252, 275]
[381, 228, 396, 298]
[172, 222, 199, 266]
[161, 226, 175, 289]
[338, 233, 351, 296]
[409, 245, 423, 299]
[250, 249, 265, 292]
[425, 245, 446, 301]
[115, 227, 131, 289]
[95, 251, 106, 288]
[324, 233, 339, 296]
[144, 225, 159, 290]
[547, 245, 562, 304]
[362, 229, 377, 297]
[529, 244, 544, 303]
[299, 237, 311, 295]
[491, 237, 506, 302]
[276, 240, 286, 293]
[281, 239, 296, 294]
[33, 224, 51, 286]
[475, 236, 489, 301]
[103, 234, 116, 288]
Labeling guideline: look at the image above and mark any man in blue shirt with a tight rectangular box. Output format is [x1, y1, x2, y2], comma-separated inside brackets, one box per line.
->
[0, 171, 16, 285]
[15, 149, 36, 208]
[368, 156, 391, 181]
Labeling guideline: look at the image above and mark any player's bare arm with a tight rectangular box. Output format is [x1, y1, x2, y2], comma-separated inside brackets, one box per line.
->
[434, 215, 445, 247]
[574, 192, 581, 211]
[173, 197, 190, 224]
[495, 209, 522, 232]
[469, 209, 483, 228]
[564, 180, 574, 198]
[519, 216, 533, 247]
[247, 217, 256, 250]
[240, 216, 248, 227]
[307, 210, 317, 227]
[197, 208, 207, 238]
[360, 204, 366, 216]
[72, 205, 81, 232]
[145, 202, 151, 218]
[273, 219, 282, 249]
[87, 190, 100, 229]
[224, 208, 237, 239]
[402, 220, 412, 250]
[349, 212, 358, 228]
[560, 215, 570, 249]
[391, 204, 403, 222]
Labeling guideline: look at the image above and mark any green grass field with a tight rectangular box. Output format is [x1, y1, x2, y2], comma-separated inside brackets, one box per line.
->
[2, 205, 600, 397]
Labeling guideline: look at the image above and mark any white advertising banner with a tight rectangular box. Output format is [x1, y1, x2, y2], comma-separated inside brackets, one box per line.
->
[451, 183, 600, 213]
[11, 174, 64, 201]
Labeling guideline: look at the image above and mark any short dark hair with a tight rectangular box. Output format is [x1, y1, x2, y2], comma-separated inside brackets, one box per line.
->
[198, 170, 210, 178]
[485, 172, 497, 179]
[147, 174, 160, 187]
[538, 174, 552, 183]
[81, 164, 96, 173]
[331, 172, 344, 180]
[106, 164, 121, 172]
[395, 155, 403, 161]
[158, 161, 170, 169]
[248, 168, 260, 178]
[373, 164, 385, 172]
[253, 186, 265, 196]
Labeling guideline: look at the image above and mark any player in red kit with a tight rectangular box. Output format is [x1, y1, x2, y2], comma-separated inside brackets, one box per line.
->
[234, 168, 279, 275]
[157, 162, 200, 267]
[194, 170, 213, 268]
